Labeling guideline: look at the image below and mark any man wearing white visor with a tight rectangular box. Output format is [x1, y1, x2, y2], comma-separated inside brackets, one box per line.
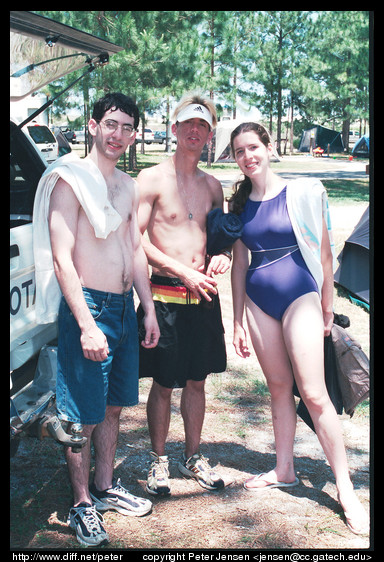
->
[137, 93, 231, 496]
[176, 102, 214, 129]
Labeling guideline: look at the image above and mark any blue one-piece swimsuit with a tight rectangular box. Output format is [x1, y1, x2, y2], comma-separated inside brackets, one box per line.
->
[240, 187, 318, 321]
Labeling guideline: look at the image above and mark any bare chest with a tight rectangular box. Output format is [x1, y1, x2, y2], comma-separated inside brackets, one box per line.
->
[157, 181, 213, 226]
[107, 181, 133, 224]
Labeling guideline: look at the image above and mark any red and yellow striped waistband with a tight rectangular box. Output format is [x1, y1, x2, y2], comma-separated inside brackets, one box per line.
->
[150, 281, 200, 305]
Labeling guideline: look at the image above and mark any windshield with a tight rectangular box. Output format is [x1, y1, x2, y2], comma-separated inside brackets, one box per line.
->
[26, 125, 56, 144]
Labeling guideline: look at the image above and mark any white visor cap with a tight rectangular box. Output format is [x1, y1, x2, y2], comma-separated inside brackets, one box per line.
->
[176, 104, 213, 129]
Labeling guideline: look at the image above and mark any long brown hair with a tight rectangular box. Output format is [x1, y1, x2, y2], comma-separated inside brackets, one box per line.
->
[227, 122, 271, 215]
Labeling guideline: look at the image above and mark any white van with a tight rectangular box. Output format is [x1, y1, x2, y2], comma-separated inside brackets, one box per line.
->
[23, 122, 58, 164]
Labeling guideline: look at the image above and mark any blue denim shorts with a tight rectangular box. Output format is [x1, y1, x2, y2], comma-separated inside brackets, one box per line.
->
[56, 287, 139, 425]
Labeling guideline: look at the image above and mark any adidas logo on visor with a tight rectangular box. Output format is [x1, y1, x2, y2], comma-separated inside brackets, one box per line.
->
[176, 103, 213, 128]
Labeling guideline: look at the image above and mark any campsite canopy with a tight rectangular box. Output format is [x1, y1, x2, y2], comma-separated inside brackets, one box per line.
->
[299, 125, 344, 153]
[214, 119, 243, 162]
[212, 119, 279, 163]
[352, 135, 369, 157]
[334, 206, 370, 305]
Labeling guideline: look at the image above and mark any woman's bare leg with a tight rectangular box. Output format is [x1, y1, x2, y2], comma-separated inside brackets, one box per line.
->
[282, 292, 369, 534]
[245, 297, 297, 486]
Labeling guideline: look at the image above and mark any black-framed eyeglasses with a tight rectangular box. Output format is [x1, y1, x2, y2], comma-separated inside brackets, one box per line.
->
[97, 119, 136, 137]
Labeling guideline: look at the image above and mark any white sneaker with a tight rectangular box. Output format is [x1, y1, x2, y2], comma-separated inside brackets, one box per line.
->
[146, 451, 171, 496]
[90, 478, 152, 516]
[178, 453, 224, 491]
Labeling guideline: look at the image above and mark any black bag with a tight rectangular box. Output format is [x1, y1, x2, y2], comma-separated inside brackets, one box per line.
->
[206, 208, 243, 256]
[331, 323, 370, 416]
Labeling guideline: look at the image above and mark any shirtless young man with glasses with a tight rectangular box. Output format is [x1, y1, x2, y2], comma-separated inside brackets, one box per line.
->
[37, 93, 160, 546]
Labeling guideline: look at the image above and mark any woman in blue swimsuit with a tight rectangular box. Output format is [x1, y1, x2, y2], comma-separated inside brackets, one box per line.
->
[229, 122, 368, 535]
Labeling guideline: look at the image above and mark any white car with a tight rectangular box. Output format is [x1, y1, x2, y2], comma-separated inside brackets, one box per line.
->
[23, 122, 58, 164]
[136, 128, 155, 144]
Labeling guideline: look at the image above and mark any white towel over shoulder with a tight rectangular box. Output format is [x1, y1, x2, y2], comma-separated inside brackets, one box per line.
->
[32, 153, 122, 324]
[286, 178, 337, 294]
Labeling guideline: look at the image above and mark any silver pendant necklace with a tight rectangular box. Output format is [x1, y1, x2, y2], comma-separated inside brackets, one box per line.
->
[176, 168, 195, 220]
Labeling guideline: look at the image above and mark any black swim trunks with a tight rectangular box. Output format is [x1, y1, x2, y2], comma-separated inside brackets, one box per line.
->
[136, 275, 227, 388]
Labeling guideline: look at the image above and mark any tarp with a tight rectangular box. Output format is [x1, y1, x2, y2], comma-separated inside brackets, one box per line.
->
[352, 135, 369, 157]
[212, 119, 280, 163]
[299, 125, 344, 153]
[214, 119, 243, 162]
[334, 206, 370, 304]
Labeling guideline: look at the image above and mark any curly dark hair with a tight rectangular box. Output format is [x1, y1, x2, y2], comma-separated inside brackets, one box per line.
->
[92, 92, 140, 130]
[227, 122, 271, 215]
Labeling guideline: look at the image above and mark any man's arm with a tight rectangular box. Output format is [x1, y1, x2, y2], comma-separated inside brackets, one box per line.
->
[48, 178, 109, 361]
[130, 181, 160, 349]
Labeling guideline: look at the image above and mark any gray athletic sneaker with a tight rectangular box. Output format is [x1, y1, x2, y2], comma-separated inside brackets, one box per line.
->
[67, 502, 109, 547]
[178, 453, 224, 491]
[89, 478, 152, 516]
[146, 451, 171, 496]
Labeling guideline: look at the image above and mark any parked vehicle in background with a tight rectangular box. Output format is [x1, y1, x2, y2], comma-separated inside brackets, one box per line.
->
[136, 128, 155, 144]
[348, 131, 360, 146]
[22, 122, 58, 165]
[154, 131, 166, 144]
[59, 127, 77, 143]
[74, 130, 85, 143]
[153, 130, 177, 145]
[51, 126, 72, 156]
